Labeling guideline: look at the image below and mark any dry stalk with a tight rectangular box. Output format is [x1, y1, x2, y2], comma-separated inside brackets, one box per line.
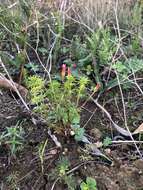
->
[113, 1, 142, 159]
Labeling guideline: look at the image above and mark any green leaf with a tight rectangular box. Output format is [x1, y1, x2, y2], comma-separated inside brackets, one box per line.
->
[86, 177, 97, 189]
[74, 127, 85, 142]
[80, 182, 88, 190]
[103, 137, 112, 147]
[80, 177, 97, 190]
[38, 47, 48, 55]
[71, 124, 85, 141]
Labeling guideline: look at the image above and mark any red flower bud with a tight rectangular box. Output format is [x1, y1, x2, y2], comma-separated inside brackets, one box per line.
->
[67, 67, 71, 77]
[95, 83, 101, 92]
[61, 64, 66, 81]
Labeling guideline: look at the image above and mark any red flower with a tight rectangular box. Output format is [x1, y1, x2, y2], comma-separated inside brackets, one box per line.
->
[67, 67, 71, 77]
[61, 64, 66, 81]
[95, 83, 101, 92]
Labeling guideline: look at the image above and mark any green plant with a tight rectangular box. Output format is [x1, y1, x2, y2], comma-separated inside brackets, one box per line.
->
[0, 122, 24, 155]
[26, 75, 45, 106]
[105, 57, 143, 91]
[80, 177, 97, 190]
[52, 12, 65, 64]
[131, 35, 141, 55]
[78, 28, 116, 88]
[87, 28, 116, 65]
[6, 171, 19, 190]
[0, 4, 28, 46]
[71, 35, 89, 61]
[71, 123, 85, 142]
[27, 74, 88, 140]
[0, 0, 33, 50]
[114, 57, 143, 74]
[103, 137, 112, 147]
[50, 157, 76, 190]
[25, 62, 39, 72]
[57, 157, 70, 177]
[38, 138, 48, 173]
[0, 1, 33, 81]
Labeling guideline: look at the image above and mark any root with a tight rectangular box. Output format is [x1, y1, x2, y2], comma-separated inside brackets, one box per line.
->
[0, 75, 28, 97]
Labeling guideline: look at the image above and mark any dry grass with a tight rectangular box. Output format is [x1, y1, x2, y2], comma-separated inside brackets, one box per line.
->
[0, 0, 139, 31]
[71, 0, 137, 30]
[42, 0, 137, 30]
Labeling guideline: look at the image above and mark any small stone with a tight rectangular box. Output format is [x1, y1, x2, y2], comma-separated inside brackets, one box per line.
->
[64, 148, 68, 153]
[62, 151, 66, 155]
[70, 130, 75, 136]
[105, 148, 111, 155]
[62, 148, 68, 155]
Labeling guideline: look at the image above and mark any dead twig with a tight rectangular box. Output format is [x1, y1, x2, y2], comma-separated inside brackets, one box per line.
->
[48, 130, 62, 148]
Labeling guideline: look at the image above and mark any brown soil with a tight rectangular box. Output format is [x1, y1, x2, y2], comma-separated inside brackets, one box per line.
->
[0, 90, 143, 190]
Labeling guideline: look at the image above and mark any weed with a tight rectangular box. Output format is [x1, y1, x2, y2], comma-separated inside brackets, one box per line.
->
[27, 74, 88, 140]
[131, 35, 141, 55]
[71, 35, 89, 62]
[50, 157, 76, 190]
[0, 122, 24, 155]
[71, 123, 85, 142]
[80, 177, 97, 190]
[6, 171, 19, 190]
[81, 27, 116, 89]
[57, 157, 70, 177]
[0, 1, 32, 81]
[53, 12, 65, 63]
[38, 138, 48, 173]
[103, 137, 112, 147]
[111, 57, 143, 89]
[25, 62, 39, 73]
[87, 28, 116, 65]
[26, 75, 45, 105]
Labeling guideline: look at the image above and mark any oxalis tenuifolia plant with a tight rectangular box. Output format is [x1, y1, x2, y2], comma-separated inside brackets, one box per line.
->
[26, 64, 88, 142]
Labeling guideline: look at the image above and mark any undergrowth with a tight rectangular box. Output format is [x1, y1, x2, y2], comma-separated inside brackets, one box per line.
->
[0, 0, 143, 189]
[26, 73, 88, 140]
